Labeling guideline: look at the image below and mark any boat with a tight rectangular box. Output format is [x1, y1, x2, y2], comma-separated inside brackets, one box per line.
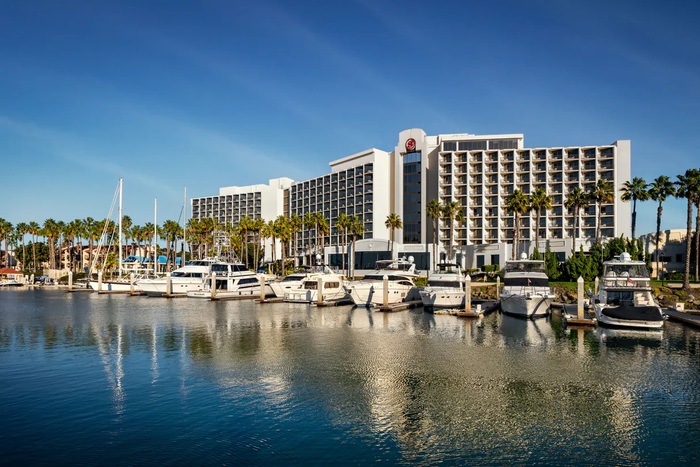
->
[499, 254, 555, 319]
[269, 266, 325, 298]
[187, 262, 273, 299]
[283, 269, 350, 303]
[138, 257, 224, 296]
[591, 252, 665, 329]
[344, 257, 419, 307]
[419, 262, 466, 311]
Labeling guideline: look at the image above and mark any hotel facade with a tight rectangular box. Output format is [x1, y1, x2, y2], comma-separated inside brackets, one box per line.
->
[192, 128, 631, 273]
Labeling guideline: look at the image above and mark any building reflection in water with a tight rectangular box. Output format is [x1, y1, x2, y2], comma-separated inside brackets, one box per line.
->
[2, 290, 700, 463]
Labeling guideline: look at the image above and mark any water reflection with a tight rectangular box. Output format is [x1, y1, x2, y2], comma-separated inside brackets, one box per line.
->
[1, 289, 700, 464]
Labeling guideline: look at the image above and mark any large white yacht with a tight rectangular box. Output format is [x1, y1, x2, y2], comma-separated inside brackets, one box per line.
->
[419, 262, 466, 311]
[499, 254, 555, 319]
[345, 257, 419, 307]
[283, 270, 350, 303]
[138, 258, 224, 296]
[591, 252, 665, 329]
[187, 262, 273, 299]
[269, 265, 331, 298]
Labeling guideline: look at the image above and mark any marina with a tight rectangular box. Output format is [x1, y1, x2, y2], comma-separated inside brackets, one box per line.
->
[1, 288, 699, 465]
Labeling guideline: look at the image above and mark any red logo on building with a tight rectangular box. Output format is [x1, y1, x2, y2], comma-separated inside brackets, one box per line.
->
[405, 138, 416, 152]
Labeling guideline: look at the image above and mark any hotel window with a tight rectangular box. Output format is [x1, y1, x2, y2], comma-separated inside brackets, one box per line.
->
[403, 151, 422, 244]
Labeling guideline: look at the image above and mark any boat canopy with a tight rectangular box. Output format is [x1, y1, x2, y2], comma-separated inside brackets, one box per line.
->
[504, 261, 546, 273]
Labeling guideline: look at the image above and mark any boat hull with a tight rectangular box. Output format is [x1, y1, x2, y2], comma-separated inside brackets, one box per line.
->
[500, 293, 553, 318]
[594, 305, 665, 329]
[187, 285, 273, 299]
[419, 288, 465, 311]
[346, 282, 415, 307]
[88, 280, 136, 292]
[283, 288, 350, 303]
[138, 278, 204, 296]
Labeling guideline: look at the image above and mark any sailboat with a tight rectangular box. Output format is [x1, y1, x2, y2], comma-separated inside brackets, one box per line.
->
[89, 179, 154, 292]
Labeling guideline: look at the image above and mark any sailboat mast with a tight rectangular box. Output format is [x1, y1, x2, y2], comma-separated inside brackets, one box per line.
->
[118, 178, 123, 276]
[182, 186, 187, 267]
[154, 198, 158, 276]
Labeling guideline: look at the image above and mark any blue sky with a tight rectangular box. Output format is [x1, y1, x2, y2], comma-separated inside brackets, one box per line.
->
[1, 0, 699, 237]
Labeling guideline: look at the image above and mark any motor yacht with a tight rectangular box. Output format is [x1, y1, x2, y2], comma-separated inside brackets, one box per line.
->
[499, 254, 555, 319]
[419, 262, 466, 311]
[344, 257, 419, 307]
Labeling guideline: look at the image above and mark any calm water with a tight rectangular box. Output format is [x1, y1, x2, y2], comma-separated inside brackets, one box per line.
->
[1, 289, 699, 466]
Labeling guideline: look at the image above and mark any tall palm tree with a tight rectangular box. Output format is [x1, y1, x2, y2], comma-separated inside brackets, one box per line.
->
[529, 188, 552, 253]
[648, 176, 676, 279]
[505, 190, 529, 259]
[676, 169, 700, 288]
[620, 177, 649, 240]
[252, 217, 266, 270]
[427, 199, 441, 271]
[161, 219, 182, 271]
[238, 216, 253, 266]
[589, 179, 614, 244]
[0, 218, 13, 267]
[261, 220, 275, 271]
[336, 212, 351, 275]
[315, 214, 329, 265]
[273, 215, 291, 275]
[441, 200, 462, 261]
[303, 212, 315, 266]
[348, 215, 364, 278]
[289, 213, 302, 268]
[122, 215, 133, 257]
[384, 213, 402, 259]
[42, 218, 61, 270]
[28, 220, 41, 271]
[15, 222, 28, 270]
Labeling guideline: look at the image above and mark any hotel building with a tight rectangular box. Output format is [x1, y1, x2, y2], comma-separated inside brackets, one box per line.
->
[192, 128, 631, 272]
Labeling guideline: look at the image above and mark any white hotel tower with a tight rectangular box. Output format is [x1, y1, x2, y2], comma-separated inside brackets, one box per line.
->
[192, 128, 631, 272]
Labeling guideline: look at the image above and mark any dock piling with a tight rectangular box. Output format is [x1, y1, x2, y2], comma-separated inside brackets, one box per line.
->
[382, 275, 389, 307]
[464, 274, 472, 313]
[211, 272, 217, 300]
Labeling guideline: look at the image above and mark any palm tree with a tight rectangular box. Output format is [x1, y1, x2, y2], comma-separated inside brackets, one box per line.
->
[161, 219, 182, 271]
[237, 216, 253, 266]
[42, 218, 61, 270]
[336, 212, 351, 275]
[251, 217, 266, 270]
[348, 215, 364, 278]
[589, 179, 614, 244]
[28, 221, 41, 271]
[273, 215, 291, 275]
[529, 188, 552, 253]
[303, 212, 315, 266]
[122, 215, 133, 257]
[620, 177, 649, 240]
[676, 169, 700, 289]
[427, 199, 441, 271]
[384, 213, 402, 259]
[15, 222, 28, 270]
[0, 218, 13, 267]
[505, 190, 529, 259]
[441, 200, 462, 261]
[288, 213, 302, 268]
[648, 176, 676, 279]
[315, 214, 329, 265]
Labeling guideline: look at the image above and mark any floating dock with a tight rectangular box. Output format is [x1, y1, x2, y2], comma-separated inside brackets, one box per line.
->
[664, 309, 700, 328]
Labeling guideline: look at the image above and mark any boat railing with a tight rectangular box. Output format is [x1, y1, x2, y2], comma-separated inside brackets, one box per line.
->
[502, 285, 553, 296]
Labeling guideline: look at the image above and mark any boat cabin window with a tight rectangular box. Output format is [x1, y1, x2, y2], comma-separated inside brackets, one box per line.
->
[606, 291, 634, 306]
[505, 261, 545, 273]
[231, 264, 248, 273]
[304, 281, 339, 289]
[238, 278, 259, 285]
[211, 264, 230, 274]
[428, 279, 463, 287]
[376, 260, 413, 272]
[504, 277, 549, 287]
[282, 275, 304, 282]
[604, 264, 649, 278]
[171, 272, 202, 278]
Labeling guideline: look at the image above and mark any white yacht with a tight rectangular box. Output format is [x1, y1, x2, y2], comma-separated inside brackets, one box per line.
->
[138, 258, 222, 297]
[269, 266, 330, 298]
[284, 270, 350, 303]
[345, 257, 419, 307]
[187, 262, 273, 299]
[591, 252, 665, 329]
[419, 262, 466, 311]
[499, 254, 555, 319]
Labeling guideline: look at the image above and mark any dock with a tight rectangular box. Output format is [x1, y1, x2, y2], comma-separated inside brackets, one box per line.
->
[376, 300, 423, 312]
[664, 309, 700, 328]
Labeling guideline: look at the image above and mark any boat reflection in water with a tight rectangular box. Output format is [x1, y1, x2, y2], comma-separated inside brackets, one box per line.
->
[1, 290, 700, 465]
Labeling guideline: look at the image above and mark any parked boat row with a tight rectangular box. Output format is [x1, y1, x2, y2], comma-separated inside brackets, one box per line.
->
[85, 249, 667, 331]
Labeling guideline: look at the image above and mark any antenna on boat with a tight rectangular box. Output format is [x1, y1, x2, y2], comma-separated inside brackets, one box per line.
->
[182, 186, 187, 267]
[154, 198, 158, 276]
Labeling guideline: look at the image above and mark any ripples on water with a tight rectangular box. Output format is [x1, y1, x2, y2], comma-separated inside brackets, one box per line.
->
[1, 289, 699, 465]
